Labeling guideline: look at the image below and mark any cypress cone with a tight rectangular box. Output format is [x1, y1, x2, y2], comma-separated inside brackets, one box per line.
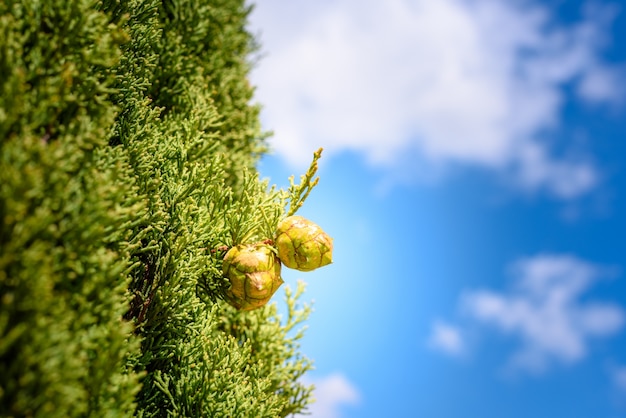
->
[275, 216, 333, 272]
[222, 243, 284, 310]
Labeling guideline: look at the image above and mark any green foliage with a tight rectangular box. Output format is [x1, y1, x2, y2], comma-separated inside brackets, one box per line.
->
[2, 0, 316, 416]
[104, 1, 315, 414]
[0, 1, 142, 416]
[286, 148, 323, 217]
[136, 283, 312, 417]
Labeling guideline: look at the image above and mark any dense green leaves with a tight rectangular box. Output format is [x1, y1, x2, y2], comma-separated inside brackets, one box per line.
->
[1, 0, 314, 416]
[0, 1, 142, 416]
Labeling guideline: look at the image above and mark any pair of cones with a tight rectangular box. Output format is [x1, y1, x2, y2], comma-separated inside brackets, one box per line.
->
[222, 216, 333, 310]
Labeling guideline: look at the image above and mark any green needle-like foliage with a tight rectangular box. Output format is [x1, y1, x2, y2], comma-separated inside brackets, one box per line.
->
[0, 1, 143, 416]
[1, 0, 315, 416]
[286, 148, 323, 217]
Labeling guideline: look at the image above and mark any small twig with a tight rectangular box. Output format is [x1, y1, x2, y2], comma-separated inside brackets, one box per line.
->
[209, 245, 229, 254]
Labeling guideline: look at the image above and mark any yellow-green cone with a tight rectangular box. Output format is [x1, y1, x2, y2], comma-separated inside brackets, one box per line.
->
[275, 216, 333, 271]
[222, 243, 283, 311]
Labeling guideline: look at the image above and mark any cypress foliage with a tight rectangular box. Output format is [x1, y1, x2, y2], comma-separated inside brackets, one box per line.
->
[0, 1, 143, 416]
[1, 0, 314, 416]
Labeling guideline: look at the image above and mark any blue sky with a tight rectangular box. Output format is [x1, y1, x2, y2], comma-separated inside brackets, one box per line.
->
[249, 0, 626, 417]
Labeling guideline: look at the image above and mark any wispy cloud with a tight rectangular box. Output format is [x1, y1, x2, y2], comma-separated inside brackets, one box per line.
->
[249, 0, 622, 198]
[428, 320, 465, 357]
[462, 254, 624, 373]
[298, 373, 360, 418]
[612, 365, 626, 392]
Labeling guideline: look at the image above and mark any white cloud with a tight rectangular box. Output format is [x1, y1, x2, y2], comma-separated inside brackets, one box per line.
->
[515, 141, 598, 199]
[249, 0, 622, 198]
[428, 320, 465, 356]
[462, 254, 624, 373]
[297, 373, 360, 418]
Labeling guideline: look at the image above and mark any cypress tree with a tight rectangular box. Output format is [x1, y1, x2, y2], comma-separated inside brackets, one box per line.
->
[1, 0, 316, 416]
